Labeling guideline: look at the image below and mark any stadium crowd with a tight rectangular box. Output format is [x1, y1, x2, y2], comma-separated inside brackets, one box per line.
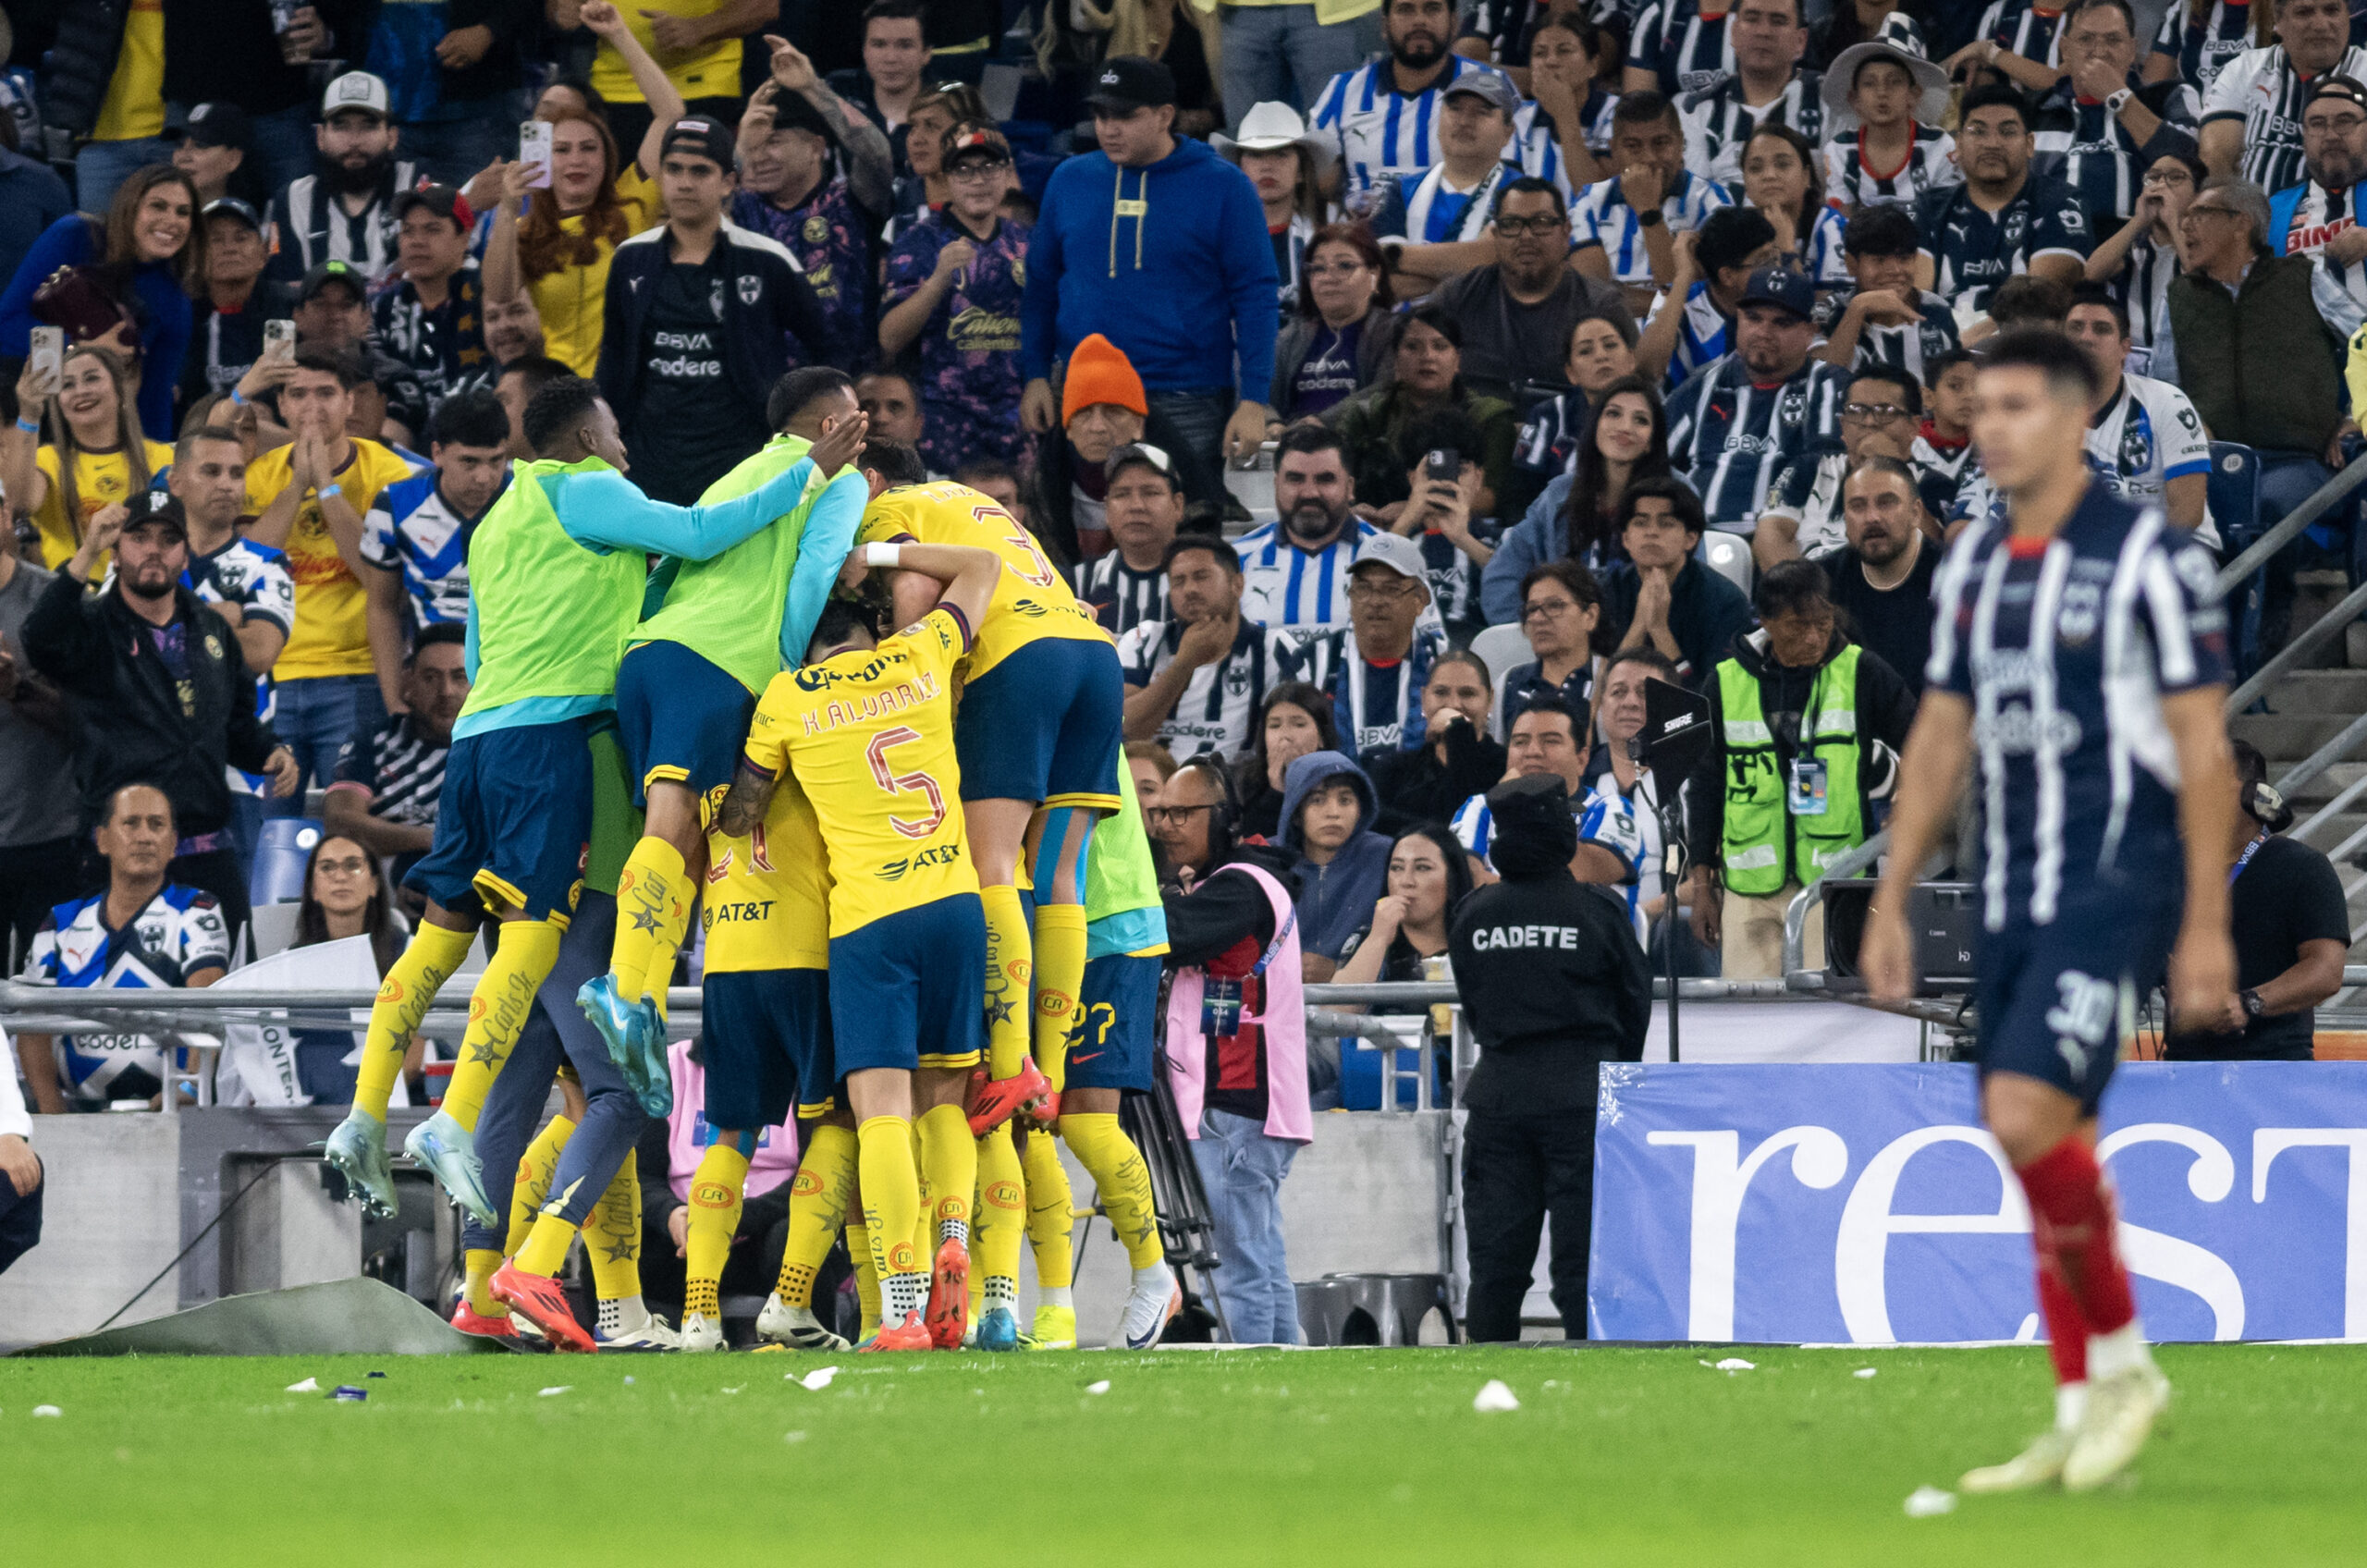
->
[1, 0, 2362, 1356]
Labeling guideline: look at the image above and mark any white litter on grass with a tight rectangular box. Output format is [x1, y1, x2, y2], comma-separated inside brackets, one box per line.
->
[1904, 1487, 1957, 1518]
[795, 1366, 840, 1391]
[32, 1405, 61, 1417]
[537, 1387, 571, 1398]
[1472, 1379, 1520, 1413]
[1715, 1358, 1755, 1372]
[721, 1387, 743, 1395]
[1854, 1367, 1878, 1379]
[285, 1378, 319, 1393]
[783, 1431, 808, 1444]
[1085, 1380, 1111, 1395]
[622, 1377, 634, 1386]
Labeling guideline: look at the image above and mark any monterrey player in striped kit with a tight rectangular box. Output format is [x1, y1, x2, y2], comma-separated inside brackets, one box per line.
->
[1863, 330, 2238, 1494]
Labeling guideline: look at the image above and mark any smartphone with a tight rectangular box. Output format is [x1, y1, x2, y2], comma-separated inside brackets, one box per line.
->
[520, 120, 553, 190]
[28, 325, 62, 398]
[1425, 447, 1459, 485]
[263, 319, 296, 364]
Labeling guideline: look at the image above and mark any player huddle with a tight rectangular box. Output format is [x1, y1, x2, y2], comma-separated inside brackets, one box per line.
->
[315, 365, 1179, 1354]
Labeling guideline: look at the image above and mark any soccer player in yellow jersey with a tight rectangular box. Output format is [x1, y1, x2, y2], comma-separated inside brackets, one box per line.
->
[852, 442, 1127, 1137]
[718, 536, 1004, 1352]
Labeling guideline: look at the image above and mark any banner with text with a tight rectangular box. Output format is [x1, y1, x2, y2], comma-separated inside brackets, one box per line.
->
[1588, 1062, 2367, 1343]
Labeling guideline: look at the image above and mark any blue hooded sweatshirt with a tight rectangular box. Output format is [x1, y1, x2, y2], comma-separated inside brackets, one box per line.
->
[1280, 749, 1394, 962]
[1019, 135, 1280, 398]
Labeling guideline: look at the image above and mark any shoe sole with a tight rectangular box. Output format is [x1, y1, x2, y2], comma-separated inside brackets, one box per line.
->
[490, 1272, 595, 1354]
[965, 1062, 1051, 1137]
[926, 1241, 970, 1350]
[404, 1129, 497, 1227]
[320, 1144, 398, 1219]
[577, 984, 671, 1115]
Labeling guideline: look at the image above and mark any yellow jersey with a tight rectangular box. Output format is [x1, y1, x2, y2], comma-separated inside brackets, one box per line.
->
[701, 770, 831, 974]
[530, 165, 658, 376]
[855, 483, 1110, 681]
[31, 440, 175, 570]
[92, 0, 165, 141]
[589, 1, 743, 104]
[742, 606, 978, 937]
[244, 439, 417, 680]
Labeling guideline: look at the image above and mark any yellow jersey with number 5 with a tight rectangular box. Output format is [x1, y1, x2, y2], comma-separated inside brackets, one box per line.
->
[742, 606, 979, 937]
[855, 482, 1110, 680]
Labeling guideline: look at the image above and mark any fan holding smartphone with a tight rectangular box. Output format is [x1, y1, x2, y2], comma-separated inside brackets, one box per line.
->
[1, 340, 174, 570]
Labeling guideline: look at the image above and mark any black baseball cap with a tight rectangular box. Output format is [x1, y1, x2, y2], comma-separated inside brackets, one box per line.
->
[171, 101, 251, 150]
[1085, 55, 1177, 112]
[300, 259, 366, 304]
[1105, 441, 1179, 487]
[392, 184, 475, 230]
[660, 116, 737, 170]
[2309, 75, 2367, 115]
[1738, 265, 1815, 322]
[761, 86, 838, 145]
[944, 122, 1013, 169]
[202, 196, 265, 234]
[121, 490, 188, 539]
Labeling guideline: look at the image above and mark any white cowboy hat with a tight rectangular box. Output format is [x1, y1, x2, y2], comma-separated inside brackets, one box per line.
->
[1821, 12, 1952, 130]
[1210, 100, 1337, 178]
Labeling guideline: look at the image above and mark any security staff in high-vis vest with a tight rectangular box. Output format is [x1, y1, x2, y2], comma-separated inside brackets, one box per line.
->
[1686, 558, 1917, 980]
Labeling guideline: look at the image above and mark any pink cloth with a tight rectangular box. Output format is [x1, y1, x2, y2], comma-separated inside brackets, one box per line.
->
[664, 1040, 802, 1202]
[1163, 861, 1313, 1145]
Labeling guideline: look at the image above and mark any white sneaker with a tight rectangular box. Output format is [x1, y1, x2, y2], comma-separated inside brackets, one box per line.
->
[676, 1311, 727, 1353]
[2062, 1365, 2171, 1491]
[1120, 1261, 1181, 1350]
[1959, 1427, 2075, 1493]
[754, 1293, 850, 1352]
[595, 1313, 682, 1352]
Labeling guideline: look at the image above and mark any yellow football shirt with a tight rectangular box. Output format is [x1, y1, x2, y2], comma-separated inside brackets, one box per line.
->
[855, 482, 1110, 681]
[92, 0, 166, 142]
[31, 440, 175, 570]
[742, 606, 979, 938]
[245, 439, 417, 680]
[530, 165, 658, 377]
[701, 770, 831, 974]
[588, 0, 743, 104]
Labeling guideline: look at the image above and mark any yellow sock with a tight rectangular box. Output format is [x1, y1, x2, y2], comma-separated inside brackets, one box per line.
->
[611, 838, 691, 1006]
[515, 1210, 577, 1279]
[506, 1114, 576, 1256]
[439, 918, 562, 1132]
[857, 1116, 923, 1318]
[1062, 1112, 1164, 1269]
[846, 1220, 881, 1338]
[778, 1124, 856, 1307]
[1030, 903, 1087, 1096]
[979, 884, 1033, 1078]
[685, 1143, 749, 1322]
[353, 922, 473, 1121]
[463, 1248, 506, 1317]
[1019, 1126, 1074, 1292]
[585, 1151, 642, 1303]
[975, 1123, 1024, 1288]
[916, 1103, 976, 1249]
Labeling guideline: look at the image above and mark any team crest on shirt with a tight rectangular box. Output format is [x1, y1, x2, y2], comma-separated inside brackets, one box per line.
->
[1223, 661, 1253, 697]
[1777, 385, 1807, 429]
[2056, 580, 2102, 645]
[1012, 256, 1025, 286]
[2117, 415, 2154, 480]
[2002, 209, 2028, 247]
[803, 215, 828, 244]
[738, 274, 762, 306]
[203, 632, 223, 659]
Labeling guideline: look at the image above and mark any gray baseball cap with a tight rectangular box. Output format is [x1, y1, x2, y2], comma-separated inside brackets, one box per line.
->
[1442, 71, 1520, 117]
[1351, 531, 1429, 583]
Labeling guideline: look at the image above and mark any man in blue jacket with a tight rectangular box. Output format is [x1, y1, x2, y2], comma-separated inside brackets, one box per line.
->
[1019, 56, 1281, 482]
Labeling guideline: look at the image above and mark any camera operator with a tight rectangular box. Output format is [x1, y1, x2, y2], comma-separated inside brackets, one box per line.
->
[1449, 774, 1650, 1342]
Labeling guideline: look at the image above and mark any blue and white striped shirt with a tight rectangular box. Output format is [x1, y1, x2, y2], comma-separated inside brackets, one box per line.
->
[1512, 91, 1619, 200]
[1664, 352, 1849, 533]
[1627, 0, 1735, 98]
[1234, 518, 1380, 629]
[22, 886, 231, 1102]
[1570, 168, 1735, 282]
[1645, 278, 1729, 392]
[2151, 0, 2252, 100]
[1678, 73, 1825, 188]
[1311, 54, 1519, 208]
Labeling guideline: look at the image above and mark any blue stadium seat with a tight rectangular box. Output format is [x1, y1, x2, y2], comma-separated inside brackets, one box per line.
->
[2207, 442, 2263, 676]
[248, 817, 323, 909]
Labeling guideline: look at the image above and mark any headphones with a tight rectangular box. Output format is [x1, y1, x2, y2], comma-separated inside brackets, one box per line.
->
[2245, 778, 2293, 834]
[1179, 756, 1240, 861]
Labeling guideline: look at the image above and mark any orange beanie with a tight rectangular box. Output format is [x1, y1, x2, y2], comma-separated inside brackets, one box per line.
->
[1061, 333, 1148, 423]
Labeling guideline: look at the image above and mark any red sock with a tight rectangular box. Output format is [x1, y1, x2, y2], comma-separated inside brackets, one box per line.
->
[2035, 1256, 2090, 1385]
[2017, 1137, 2136, 1338]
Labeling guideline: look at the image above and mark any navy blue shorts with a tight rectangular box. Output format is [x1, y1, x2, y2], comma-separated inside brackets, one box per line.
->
[404, 718, 592, 924]
[1067, 951, 1159, 1092]
[702, 967, 836, 1127]
[615, 639, 754, 814]
[953, 637, 1123, 810]
[827, 894, 987, 1074]
[1973, 890, 2178, 1116]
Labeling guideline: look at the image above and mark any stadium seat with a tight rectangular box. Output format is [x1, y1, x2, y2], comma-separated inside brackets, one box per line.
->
[1700, 531, 1753, 596]
[1468, 622, 1535, 740]
[2207, 442, 2264, 674]
[248, 817, 323, 908]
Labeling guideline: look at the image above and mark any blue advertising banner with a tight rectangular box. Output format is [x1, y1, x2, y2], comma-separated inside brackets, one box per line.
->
[1587, 1062, 2367, 1343]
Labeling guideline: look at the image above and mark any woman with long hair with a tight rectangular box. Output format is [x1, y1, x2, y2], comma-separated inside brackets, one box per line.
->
[1270, 223, 1399, 421]
[1326, 823, 1474, 1107]
[2, 343, 170, 569]
[1236, 680, 1343, 840]
[1481, 373, 1669, 623]
[1331, 306, 1516, 512]
[483, 1, 681, 374]
[1500, 308, 1639, 522]
[1739, 123, 1849, 287]
[289, 833, 411, 1103]
[0, 163, 204, 436]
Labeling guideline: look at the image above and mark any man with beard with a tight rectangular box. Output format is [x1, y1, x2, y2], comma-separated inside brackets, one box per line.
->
[1665, 267, 1848, 537]
[1121, 534, 1325, 760]
[1311, 0, 1516, 212]
[267, 73, 421, 287]
[1754, 364, 1929, 566]
[1915, 85, 2092, 322]
[1233, 424, 1378, 630]
[2268, 76, 2367, 337]
[1807, 456, 1937, 696]
[2200, 0, 2367, 195]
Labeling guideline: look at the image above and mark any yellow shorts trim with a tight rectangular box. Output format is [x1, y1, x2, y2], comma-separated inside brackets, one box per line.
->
[641, 763, 692, 790]
[796, 1097, 837, 1119]
[917, 1050, 983, 1071]
[1041, 790, 1123, 815]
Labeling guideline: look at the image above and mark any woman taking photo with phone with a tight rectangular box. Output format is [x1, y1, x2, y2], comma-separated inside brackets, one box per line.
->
[3, 343, 171, 570]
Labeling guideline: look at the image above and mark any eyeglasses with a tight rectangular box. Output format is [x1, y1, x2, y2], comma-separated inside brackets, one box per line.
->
[1146, 803, 1216, 827]
[1305, 261, 1368, 277]
[1347, 579, 1421, 602]
[2305, 113, 2367, 134]
[315, 856, 371, 878]
[1493, 214, 1568, 236]
[2181, 202, 2241, 222]
[2140, 165, 2193, 186]
[1523, 597, 1582, 619]
[1842, 402, 1911, 423]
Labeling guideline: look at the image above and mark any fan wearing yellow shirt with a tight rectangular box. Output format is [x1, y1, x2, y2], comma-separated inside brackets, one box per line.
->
[244, 350, 418, 795]
[585, 0, 756, 143]
[1, 344, 173, 571]
[718, 537, 1003, 1353]
[852, 445, 1128, 1143]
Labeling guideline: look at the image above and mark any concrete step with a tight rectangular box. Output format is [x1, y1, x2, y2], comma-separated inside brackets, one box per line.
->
[2249, 669, 2367, 715]
[2231, 712, 2365, 758]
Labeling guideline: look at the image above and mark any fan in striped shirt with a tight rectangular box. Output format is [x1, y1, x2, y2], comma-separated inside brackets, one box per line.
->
[1118, 535, 1326, 760]
[2027, 2, 2202, 233]
[1673, 0, 1823, 186]
[1821, 18, 1962, 213]
[2265, 74, 2367, 338]
[1572, 92, 1735, 295]
[1625, 0, 1738, 99]
[1635, 204, 1782, 392]
[1664, 264, 1848, 533]
[1073, 441, 1181, 638]
[322, 622, 465, 887]
[2198, 2, 2367, 198]
[2148, 0, 2256, 100]
[1310, 0, 1517, 210]
[1941, 0, 2076, 94]
[1811, 202, 1964, 386]
[1512, 12, 1621, 198]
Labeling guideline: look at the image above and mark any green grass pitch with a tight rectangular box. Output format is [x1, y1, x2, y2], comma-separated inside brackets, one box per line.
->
[2, 1344, 2361, 1564]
